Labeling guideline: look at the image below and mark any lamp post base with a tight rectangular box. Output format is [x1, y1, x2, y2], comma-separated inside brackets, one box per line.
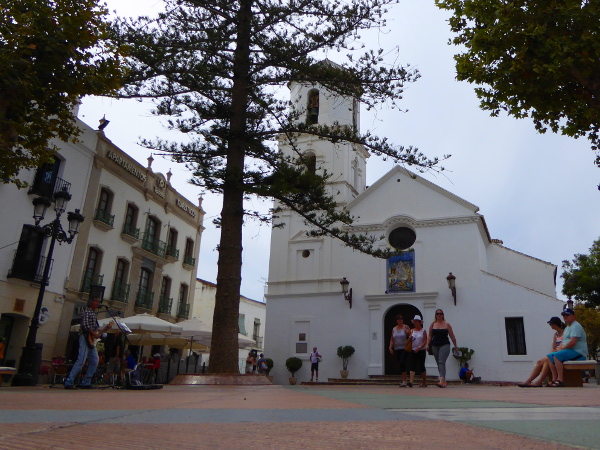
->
[11, 344, 43, 386]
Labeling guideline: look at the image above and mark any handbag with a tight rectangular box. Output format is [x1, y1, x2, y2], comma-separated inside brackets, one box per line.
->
[404, 331, 413, 352]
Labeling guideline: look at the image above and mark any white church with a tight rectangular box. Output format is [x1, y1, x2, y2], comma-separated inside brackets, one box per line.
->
[264, 80, 563, 384]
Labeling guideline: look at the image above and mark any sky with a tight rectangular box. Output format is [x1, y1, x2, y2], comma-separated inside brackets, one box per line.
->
[78, 0, 600, 302]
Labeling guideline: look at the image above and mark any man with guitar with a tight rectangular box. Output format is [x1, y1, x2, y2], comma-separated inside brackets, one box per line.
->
[64, 296, 112, 389]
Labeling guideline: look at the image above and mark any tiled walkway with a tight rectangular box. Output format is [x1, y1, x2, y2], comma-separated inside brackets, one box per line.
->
[0, 383, 598, 449]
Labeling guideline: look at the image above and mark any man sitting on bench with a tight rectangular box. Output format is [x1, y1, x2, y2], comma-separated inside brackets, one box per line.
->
[546, 308, 588, 387]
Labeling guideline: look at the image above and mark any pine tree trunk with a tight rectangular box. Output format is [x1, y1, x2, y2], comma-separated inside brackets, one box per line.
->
[208, 0, 253, 374]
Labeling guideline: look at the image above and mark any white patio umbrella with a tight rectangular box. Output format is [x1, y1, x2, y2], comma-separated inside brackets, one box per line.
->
[126, 333, 209, 351]
[120, 313, 183, 334]
[177, 317, 256, 349]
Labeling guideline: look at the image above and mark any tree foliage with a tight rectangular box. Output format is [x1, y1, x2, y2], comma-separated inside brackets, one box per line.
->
[112, 0, 444, 373]
[562, 237, 600, 308]
[574, 304, 600, 357]
[436, 0, 600, 164]
[0, 0, 123, 186]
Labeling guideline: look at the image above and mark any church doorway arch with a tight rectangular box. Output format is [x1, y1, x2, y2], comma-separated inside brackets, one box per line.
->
[384, 304, 423, 375]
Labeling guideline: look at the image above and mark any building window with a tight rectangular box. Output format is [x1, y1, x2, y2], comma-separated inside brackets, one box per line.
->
[112, 258, 130, 303]
[238, 314, 247, 335]
[184, 238, 195, 266]
[505, 317, 527, 355]
[95, 188, 115, 226]
[159, 277, 172, 314]
[81, 247, 103, 293]
[28, 157, 66, 198]
[136, 267, 154, 309]
[307, 89, 319, 124]
[8, 225, 45, 283]
[388, 227, 416, 250]
[304, 151, 316, 175]
[123, 204, 139, 238]
[177, 284, 189, 319]
[166, 228, 179, 258]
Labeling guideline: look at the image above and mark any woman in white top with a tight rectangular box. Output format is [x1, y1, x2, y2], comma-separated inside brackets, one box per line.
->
[408, 315, 428, 387]
[389, 314, 411, 387]
[518, 317, 565, 387]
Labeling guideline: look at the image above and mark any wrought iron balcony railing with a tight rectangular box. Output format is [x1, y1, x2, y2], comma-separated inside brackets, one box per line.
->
[166, 245, 179, 259]
[28, 176, 71, 198]
[141, 232, 166, 258]
[80, 270, 104, 293]
[111, 280, 130, 303]
[122, 223, 140, 239]
[94, 208, 115, 227]
[183, 254, 196, 267]
[158, 296, 173, 314]
[135, 288, 154, 309]
[8, 253, 51, 285]
[177, 302, 190, 320]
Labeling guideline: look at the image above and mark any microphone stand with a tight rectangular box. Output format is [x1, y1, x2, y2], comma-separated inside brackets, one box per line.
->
[96, 305, 131, 389]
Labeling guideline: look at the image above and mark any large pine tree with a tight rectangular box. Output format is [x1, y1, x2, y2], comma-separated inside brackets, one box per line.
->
[112, 0, 445, 373]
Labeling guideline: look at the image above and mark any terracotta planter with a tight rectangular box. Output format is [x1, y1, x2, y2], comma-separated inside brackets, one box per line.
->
[289, 376, 297, 385]
[340, 370, 349, 379]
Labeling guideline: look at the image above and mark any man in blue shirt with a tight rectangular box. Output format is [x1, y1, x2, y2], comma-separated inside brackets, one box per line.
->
[546, 308, 588, 387]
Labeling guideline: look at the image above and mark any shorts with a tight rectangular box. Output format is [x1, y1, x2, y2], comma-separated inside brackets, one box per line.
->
[547, 349, 584, 363]
[311, 362, 319, 371]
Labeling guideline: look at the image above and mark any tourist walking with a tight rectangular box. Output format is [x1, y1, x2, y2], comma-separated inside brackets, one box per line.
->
[408, 315, 427, 387]
[389, 314, 411, 387]
[427, 309, 457, 388]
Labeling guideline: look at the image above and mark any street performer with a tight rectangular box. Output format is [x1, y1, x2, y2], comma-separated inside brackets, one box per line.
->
[64, 296, 112, 389]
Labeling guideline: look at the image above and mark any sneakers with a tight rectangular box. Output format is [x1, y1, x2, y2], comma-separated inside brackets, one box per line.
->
[399, 382, 407, 387]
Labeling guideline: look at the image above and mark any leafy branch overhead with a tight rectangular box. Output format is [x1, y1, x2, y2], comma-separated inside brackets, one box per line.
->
[436, 0, 600, 164]
[112, 0, 444, 374]
[0, 0, 124, 186]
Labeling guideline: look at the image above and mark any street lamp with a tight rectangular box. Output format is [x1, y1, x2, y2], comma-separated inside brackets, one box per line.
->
[446, 272, 457, 305]
[12, 188, 84, 386]
[340, 277, 352, 309]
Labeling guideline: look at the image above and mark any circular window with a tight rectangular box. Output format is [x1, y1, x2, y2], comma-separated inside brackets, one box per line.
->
[388, 227, 416, 250]
[302, 250, 311, 258]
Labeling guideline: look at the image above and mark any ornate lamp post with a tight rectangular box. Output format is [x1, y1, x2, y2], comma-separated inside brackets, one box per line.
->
[340, 277, 352, 308]
[446, 272, 457, 305]
[12, 189, 84, 386]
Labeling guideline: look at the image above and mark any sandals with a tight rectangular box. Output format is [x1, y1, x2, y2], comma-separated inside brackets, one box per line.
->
[548, 380, 565, 387]
[517, 383, 534, 388]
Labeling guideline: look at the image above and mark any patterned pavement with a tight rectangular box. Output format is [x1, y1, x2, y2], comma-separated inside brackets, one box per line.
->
[0, 383, 599, 449]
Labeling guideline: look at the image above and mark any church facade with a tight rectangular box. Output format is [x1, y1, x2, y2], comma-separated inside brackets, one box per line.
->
[264, 82, 562, 384]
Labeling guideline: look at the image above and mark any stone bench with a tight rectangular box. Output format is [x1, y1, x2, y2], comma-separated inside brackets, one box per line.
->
[563, 360, 596, 387]
[0, 367, 17, 387]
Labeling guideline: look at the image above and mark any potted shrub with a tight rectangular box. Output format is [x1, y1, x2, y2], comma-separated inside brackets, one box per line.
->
[452, 347, 475, 367]
[337, 345, 355, 378]
[265, 358, 274, 382]
[285, 357, 302, 385]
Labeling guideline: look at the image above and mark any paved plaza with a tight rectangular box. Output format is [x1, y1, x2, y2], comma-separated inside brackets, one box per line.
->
[0, 382, 599, 449]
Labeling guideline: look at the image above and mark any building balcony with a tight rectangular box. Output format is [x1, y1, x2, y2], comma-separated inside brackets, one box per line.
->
[135, 288, 154, 310]
[158, 296, 173, 314]
[252, 336, 263, 348]
[111, 280, 130, 304]
[7, 254, 51, 285]
[176, 302, 190, 320]
[28, 176, 71, 198]
[121, 223, 140, 244]
[183, 254, 196, 267]
[166, 246, 179, 259]
[80, 270, 104, 293]
[94, 208, 115, 227]
[141, 232, 166, 258]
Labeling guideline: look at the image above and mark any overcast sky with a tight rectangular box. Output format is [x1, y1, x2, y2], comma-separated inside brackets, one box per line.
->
[78, 0, 600, 302]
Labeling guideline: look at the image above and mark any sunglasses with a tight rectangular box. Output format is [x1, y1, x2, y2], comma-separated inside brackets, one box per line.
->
[397, 318, 404, 321]
[435, 312, 444, 315]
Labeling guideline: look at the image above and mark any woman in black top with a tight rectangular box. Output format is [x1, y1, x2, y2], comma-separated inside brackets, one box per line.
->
[426, 309, 457, 388]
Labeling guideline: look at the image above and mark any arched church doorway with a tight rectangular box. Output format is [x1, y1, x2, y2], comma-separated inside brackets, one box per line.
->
[384, 304, 423, 375]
